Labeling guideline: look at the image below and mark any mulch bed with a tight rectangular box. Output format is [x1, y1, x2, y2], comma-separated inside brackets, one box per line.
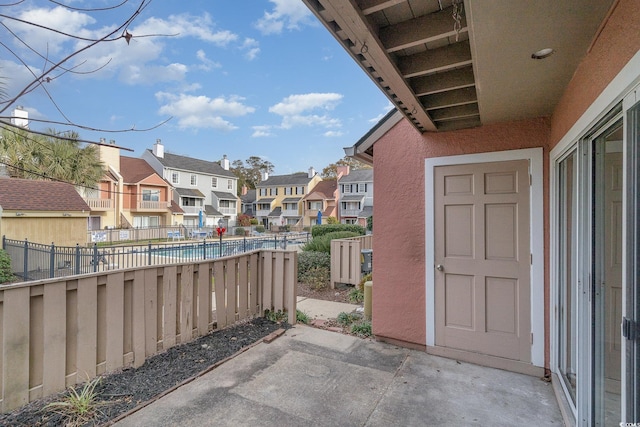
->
[0, 317, 286, 427]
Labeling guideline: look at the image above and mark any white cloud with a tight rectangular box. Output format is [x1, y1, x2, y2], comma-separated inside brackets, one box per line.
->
[241, 38, 260, 61]
[254, 0, 314, 35]
[251, 125, 273, 138]
[368, 102, 396, 123]
[134, 14, 238, 47]
[324, 130, 343, 137]
[122, 63, 188, 85]
[195, 49, 221, 71]
[268, 93, 343, 130]
[156, 92, 255, 131]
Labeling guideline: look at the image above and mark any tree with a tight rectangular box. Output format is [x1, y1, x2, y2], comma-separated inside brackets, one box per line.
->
[231, 156, 275, 193]
[0, 127, 104, 188]
[321, 156, 372, 179]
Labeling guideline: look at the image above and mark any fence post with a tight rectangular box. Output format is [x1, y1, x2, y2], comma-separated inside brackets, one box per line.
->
[23, 238, 28, 280]
[49, 242, 55, 278]
[274, 235, 277, 250]
[93, 243, 98, 273]
[148, 242, 152, 266]
[74, 244, 80, 275]
[243, 237, 246, 253]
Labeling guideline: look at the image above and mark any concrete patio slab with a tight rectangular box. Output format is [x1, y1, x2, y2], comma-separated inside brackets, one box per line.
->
[114, 325, 563, 427]
[296, 296, 360, 320]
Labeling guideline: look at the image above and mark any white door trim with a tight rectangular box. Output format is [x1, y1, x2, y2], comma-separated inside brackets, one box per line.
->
[425, 147, 544, 367]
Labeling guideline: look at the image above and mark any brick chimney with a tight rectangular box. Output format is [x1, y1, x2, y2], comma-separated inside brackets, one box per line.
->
[241, 185, 248, 195]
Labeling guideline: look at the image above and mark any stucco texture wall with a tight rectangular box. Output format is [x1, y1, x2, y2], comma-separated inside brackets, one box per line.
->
[372, 118, 550, 348]
[550, 0, 640, 147]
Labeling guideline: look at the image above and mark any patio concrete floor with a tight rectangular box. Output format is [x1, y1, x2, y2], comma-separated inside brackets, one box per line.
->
[113, 324, 563, 427]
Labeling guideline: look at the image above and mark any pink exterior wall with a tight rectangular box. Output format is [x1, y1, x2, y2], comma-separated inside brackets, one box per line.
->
[550, 0, 640, 148]
[373, 118, 550, 349]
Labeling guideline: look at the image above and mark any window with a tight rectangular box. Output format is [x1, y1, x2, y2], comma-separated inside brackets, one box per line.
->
[220, 200, 230, 208]
[227, 179, 233, 190]
[285, 187, 292, 195]
[171, 171, 179, 184]
[297, 186, 305, 195]
[142, 189, 160, 201]
[259, 188, 267, 196]
[133, 216, 160, 227]
[269, 187, 278, 196]
[190, 174, 197, 186]
[342, 184, 351, 193]
[309, 201, 322, 210]
[211, 177, 217, 188]
[358, 183, 367, 193]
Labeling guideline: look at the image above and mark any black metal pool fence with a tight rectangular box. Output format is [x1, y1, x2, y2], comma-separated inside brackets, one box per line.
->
[2, 233, 309, 282]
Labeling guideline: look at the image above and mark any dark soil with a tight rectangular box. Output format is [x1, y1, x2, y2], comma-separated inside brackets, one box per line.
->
[297, 281, 353, 304]
[0, 317, 285, 427]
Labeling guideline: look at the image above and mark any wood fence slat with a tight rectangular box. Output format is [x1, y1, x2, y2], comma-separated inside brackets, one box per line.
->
[132, 270, 146, 368]
[213, 261, 226, 329]
[77, 276, 98, 381]
[273, 252, 284, 312]
[225, 259, 237, 325]
[180, 265, 194, 343]
[197, 262, 210, 335]
[285, 252, 297, 325]
[249, 254, 259, 315]
[163, 266, 177, 349]
[106, 272, 124, 372]
[3, 287, 30, 411]
[143, 269, 157, 357]
[261, 252, 273, 312]
[43, 282, 66, 396]
[238, 256, 248, 320]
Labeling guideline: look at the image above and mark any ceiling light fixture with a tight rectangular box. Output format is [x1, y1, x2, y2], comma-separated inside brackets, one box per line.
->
[531, 48, 555, 60]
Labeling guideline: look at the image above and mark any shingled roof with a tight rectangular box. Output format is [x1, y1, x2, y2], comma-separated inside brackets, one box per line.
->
[0, 178, 89, 211]
[305, 180, 337, 200]
[339, 169, 373, 183]
[146, 150, 235, 178]
[258, 172, 314, 187]
[120, 156, 163, 184]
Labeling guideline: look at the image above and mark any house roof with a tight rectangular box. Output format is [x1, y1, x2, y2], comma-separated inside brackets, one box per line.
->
[341, 194, 365, 202]
[120, 156, 163, 184]
[257, 198, 274, 203]
[204, 205, 222, 216]
[359, 206, 373, 218]
[170, 200, 184, 214]
[304, 180, 337, 200]
[176, 188, 205, 198]
[0, 178, 90, 212]
[303, 0, 613, 132]
[268, 207, 282, 217]
[339, 169, 373, 183]
[212, 191, 237, 200]
[240, 189, 256, 203]
[146, 150, 235, 178]
[258, 172, 314, 187]
[282, 197, 301, 203]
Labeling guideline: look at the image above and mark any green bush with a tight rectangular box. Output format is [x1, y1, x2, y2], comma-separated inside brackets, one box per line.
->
[358, 273, 372, 291]
[336, 311, 361, 326]
[250, 218, 259, 225]
[302, 231, 360, 253]
[235, 227, 245, 236]
[327, 216, 338, 224]
[351, 320, 372, 337]
[348, 287, 364, 303]
[311, 224, 365, 238]
[298, 251, 331, 281]
[296, 309, 310, 324]
[366, 215, 373, 232]
[0, 249, 14, 284]
[255, 225, 265, 233]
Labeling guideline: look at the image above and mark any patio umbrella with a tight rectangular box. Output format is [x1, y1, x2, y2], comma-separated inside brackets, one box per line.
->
[198, 210, 203, 228]
[317, 210, 322, 225]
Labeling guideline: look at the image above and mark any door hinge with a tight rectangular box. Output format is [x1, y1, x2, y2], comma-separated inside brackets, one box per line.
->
[622, 317, 637, 340]
[530, 333, 534, 345]
[529, 174, 532, 186]
[530, 253, 533, 265]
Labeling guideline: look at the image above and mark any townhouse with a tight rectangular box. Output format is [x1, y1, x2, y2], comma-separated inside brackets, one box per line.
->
[337, 169, 373, 226]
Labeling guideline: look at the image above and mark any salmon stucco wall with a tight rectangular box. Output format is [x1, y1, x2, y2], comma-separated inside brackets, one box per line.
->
[372, 117, 550, 349]
[550, 0, 640, 148]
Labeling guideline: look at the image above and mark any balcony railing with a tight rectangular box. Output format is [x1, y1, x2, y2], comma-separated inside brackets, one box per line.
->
[180, 206, 203, 215]
[341, 209, 361, 217]
[219, 207, 236, 215]
[0, 250, 297, 412]
[256, 209, 271, 217]
[134, 200, 170, 211]
[282, 209, 299, 216]
[84, 198, 113, 211]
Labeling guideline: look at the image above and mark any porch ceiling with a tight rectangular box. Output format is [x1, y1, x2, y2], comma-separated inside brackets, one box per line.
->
[302, 0, 614, 132]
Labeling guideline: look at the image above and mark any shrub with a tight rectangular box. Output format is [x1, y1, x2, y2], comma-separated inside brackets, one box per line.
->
[348, 287, 364, 303]
[255, 225, 265, 233]
[302, 231, 360, 253]
[300, 265, 330, 290]
[250, 218, 259, 225]
[237, 214, 252, 226]
[265, 309, 287, 323]
[235, 227, 245, 236]
[358, 273, 372, 291]
[298, 251, 331, 281]
[336, 311, 361, 326]
[311, 224, 365, 238]
[367, 215, 373, 232]
[0, 249, 14, 284]
[327, 216, 338, 224]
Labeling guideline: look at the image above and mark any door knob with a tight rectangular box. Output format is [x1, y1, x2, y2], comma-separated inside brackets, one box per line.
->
[436, 264, 444, 271]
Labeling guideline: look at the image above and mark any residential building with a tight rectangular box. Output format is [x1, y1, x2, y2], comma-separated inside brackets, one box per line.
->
[303, 0, 640, 424]
[255, 168, 322, 228]
[142, 140, 239, 227]
[337, 169, 373, 226]
[0, 178, 89, 246]
[239, 187, 257, 217]
[303, 180, 338, 226]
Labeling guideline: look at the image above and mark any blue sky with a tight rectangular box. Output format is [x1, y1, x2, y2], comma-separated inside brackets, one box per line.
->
[1, 0, 392, 174]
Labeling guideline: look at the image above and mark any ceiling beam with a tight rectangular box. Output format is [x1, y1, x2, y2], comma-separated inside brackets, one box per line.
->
[398, 41, 472, 78]
[315, 0, 437, 131]
[358, 0, 406, 15]
[430, 103, 479, 121]
[411, 67, 475, 96]
[379, 6, 467, 53]
[421, 87, 477, 110]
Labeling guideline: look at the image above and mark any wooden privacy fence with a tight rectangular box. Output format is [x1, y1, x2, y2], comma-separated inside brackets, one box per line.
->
[0, 250, 297, 413]
[330, 235, 373, 288]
